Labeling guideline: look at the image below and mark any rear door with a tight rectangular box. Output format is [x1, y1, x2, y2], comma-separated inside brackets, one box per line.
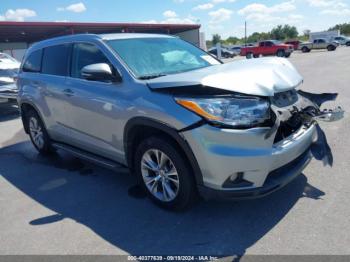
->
[40, 44, 72, 140]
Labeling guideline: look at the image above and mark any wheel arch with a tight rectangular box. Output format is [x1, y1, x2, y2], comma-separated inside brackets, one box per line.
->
[20, 102, 45, 134]
[123, 117, 203, 186]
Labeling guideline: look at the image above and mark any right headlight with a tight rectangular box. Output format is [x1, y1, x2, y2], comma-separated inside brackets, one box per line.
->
[175, 96, 270, 128]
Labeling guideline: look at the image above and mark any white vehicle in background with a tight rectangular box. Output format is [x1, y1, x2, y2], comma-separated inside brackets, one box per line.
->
[332, 36, 350, 46]
[227, 45, 242, 56]
[0, 53, 20, 103]
[309, 30, 340, 42]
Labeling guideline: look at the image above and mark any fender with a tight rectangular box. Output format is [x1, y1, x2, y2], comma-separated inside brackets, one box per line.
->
[124, 117, 204, 185]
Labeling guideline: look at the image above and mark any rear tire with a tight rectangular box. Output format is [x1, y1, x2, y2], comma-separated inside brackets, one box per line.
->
[25, 109, 54, 155]
[346, 42, 350, 47]
[253, 54, 259, 58]
[327, 45, 335, 51]
[134, 136, 197, 211]
[246, 52, 253, 59]
[284, 53, 291, 58]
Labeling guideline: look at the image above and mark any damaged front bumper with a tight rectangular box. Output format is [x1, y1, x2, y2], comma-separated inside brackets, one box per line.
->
[0, 83, 18, 100]
[182, 90, 344, 200]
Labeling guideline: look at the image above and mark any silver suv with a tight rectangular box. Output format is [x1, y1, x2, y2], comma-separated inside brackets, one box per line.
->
[17, 33, 343, 210]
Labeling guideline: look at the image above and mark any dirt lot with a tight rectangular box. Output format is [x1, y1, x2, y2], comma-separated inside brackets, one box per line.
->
[0, 47, 349, 256]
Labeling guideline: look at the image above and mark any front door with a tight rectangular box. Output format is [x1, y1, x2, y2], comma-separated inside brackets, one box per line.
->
[62, 42, 127, 163]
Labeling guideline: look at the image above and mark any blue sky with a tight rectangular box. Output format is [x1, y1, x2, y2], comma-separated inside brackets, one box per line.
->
[1, 0, 350, 39]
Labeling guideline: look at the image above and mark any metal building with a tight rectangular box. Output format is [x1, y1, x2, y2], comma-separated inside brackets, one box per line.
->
[0, 21, 201, 61]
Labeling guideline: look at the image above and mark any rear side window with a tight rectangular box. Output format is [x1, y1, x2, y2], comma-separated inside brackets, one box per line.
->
[23, 49, 42, 72]
[71, 43, 110, 79]
[42, 44, 70, 76]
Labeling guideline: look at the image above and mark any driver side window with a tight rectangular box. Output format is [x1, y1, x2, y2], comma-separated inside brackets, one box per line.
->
[71, 43, 111, 79]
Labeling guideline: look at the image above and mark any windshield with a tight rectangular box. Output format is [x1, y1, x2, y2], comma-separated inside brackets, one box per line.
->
[271, 40, 282, 45]
[107, 37, 220, 79]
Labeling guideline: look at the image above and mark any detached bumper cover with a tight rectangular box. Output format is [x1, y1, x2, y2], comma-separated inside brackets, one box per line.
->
[0, 84, 18, 99]
[198, 148, 312, 200]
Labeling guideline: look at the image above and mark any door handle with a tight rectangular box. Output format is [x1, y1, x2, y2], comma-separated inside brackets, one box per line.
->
[63, 88, 74, 97]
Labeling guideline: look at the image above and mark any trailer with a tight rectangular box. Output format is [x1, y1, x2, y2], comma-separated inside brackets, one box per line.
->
[309, 30, 340, 42]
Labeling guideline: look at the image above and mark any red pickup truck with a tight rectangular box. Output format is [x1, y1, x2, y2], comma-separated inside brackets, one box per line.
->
[240, 40, 294, 59]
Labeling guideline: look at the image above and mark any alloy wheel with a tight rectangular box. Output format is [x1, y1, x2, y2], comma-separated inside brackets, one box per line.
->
[29, 117, 44, 149]
[141, 149, 180, 202]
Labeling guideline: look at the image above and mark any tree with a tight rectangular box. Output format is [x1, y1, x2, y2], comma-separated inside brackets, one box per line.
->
[270, 25, 285, 40]
[283, 24, 298, 39]
[225, 36, 240, 44]
[212, 34, 222, 45]
[303, 29, 311, 37]
[329, 23, 350, 35]
[270, 24, 298, 40]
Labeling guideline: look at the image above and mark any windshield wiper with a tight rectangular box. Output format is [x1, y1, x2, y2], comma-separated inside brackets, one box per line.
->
[138, 73, 167, 80]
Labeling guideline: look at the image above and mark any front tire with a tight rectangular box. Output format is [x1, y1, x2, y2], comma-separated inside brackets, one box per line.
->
[26, 109, 53, 155]
[276, 50, 285, 57]
[134, 136, 197, 210]
[301, 46, 309, 53]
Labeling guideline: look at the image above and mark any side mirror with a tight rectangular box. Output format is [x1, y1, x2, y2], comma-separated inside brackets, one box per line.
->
[81, 63, 121, 82]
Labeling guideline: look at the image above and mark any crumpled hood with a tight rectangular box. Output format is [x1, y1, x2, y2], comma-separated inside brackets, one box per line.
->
[147, 57, 303, 97]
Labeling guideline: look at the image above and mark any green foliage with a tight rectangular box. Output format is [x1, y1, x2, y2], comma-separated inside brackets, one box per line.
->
[225, 36, 240, 45]
[270, 24, 298, 40]
[212, 34, 222, 45]
[206, 23, 348, 48]
[328, 23, 350, 36]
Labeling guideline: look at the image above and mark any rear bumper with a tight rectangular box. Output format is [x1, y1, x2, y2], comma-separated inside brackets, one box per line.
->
[198, 148, 312, 200]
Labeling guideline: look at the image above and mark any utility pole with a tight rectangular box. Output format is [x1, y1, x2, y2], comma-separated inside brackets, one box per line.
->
[245, 21, 247, 47]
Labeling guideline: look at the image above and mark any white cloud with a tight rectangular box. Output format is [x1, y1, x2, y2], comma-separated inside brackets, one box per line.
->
[57, 2, 87, 13]
[306, 0, 349, 16]
[163, 10, 177, 18]
[141, 13, 197, 25]
[321, 8, 350, 15]
[238, 1, 296, 16]
[0, 8, 36, 21]
[162, 17, 196, 24]
[212, 0, 236, 3]
[193, 3, 214, 10]
[209, 8, 233, 24]
[307, 0, 346, 8]
[237, 1, 300, 25]
[140, 20, 158, 24]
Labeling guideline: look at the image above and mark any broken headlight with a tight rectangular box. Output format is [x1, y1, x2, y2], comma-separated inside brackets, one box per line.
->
[175, 96, 270, 128]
